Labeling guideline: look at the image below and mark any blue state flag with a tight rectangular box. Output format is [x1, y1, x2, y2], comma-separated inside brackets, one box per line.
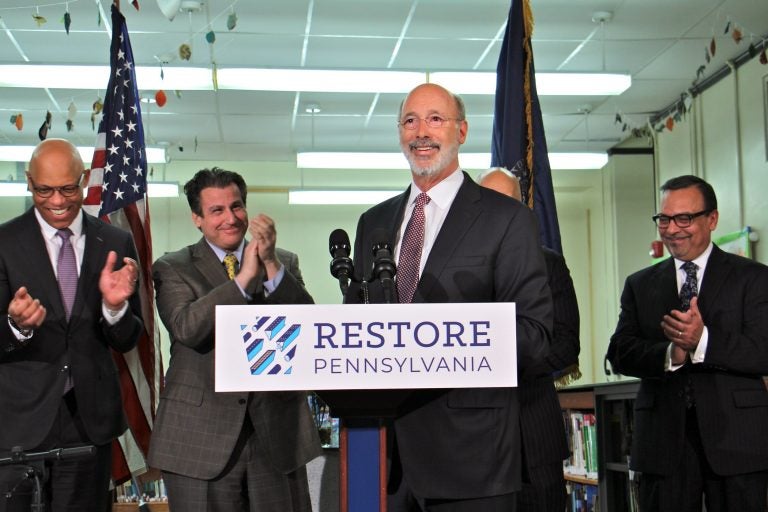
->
[491, 0, 562, 253]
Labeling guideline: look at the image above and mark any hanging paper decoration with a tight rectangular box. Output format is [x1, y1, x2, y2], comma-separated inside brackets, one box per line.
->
[709, 37, 716, 58]
[665, 116, 674, 131]
[695, 65, 706, 80]
[724, 21, 731, 34]
[32, 13, 47, 26]
[760, 48, 768, 65]
[227, 11, 237, 31]
[205, 30, 216, 44]
[732, 27, 743, 44]
[90, 97, 103, 130]
[65, 101, 77, 131]
[155, 90, 167, 107]
[38, 111, 52, 141]
[748, 43, 757, 58]
[132, 0, 140, 10]
[194, 136, 198, 152]
[174, 90, 182, 99]
[157, 0, 181, 21]
[704, 47, 710, 64]
[179, 43, 191, 60]
[64, 11, 72, 34]
[10, 114, 24, 131]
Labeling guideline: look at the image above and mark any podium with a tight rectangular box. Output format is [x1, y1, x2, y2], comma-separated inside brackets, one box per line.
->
[214, 302, 518, 512]
[317, 391, 412, 511]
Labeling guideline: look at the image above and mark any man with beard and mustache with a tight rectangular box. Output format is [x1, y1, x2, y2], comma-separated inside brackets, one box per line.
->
[606, 175, 768, 512]
[345, 83, 553, 511]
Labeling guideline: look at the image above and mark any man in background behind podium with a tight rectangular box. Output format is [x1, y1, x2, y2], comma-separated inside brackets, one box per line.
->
[606, 175, 768, 512]
[149, 168, 320, 511]
[0, 138, 143, 512]
[478, 167, 580, 512]
[345, 83, 552, 511]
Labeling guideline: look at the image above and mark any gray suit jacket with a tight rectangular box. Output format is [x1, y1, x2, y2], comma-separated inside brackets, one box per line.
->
[148, 238, 321, 480]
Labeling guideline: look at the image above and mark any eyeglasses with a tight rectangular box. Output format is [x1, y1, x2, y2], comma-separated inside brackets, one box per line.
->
[652, 210, 711, 228]
[398, 115, 462, 130]
[27, 175, 84, 198]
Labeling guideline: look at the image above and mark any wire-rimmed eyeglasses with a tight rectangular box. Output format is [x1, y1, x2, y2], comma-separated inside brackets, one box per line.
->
[398, 115, 462, 130]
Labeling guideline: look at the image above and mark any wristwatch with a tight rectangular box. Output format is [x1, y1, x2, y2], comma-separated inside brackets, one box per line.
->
[8, 315, 33, 337]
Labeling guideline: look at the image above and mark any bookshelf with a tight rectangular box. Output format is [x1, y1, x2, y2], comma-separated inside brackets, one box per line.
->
[558, 381, 640, 512]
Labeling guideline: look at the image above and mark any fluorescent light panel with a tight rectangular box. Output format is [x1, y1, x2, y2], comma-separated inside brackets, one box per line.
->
[0, 145, 166, 164]
[0, 65, 631, 96]
[0, 181, 179, 197]
[297, 152, 608, 170]
[288, 190, 401, 205]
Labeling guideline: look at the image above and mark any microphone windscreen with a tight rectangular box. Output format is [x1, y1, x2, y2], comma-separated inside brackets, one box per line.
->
[329, 228, 351, 255]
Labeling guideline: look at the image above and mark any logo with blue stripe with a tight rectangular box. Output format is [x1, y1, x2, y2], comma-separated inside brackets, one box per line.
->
[240, 315, 301, 376]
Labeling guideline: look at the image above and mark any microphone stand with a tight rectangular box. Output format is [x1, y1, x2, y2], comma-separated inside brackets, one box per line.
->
[0, 445, 96, 512]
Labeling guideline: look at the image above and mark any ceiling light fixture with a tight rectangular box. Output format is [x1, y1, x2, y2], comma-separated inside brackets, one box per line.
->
[0, 65, 631, 96]
[0, 145, 167, 164]
[297, 152, 608, 170]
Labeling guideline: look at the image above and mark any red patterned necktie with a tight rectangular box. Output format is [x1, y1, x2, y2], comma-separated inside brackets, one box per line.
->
[397, 192, 430, 303]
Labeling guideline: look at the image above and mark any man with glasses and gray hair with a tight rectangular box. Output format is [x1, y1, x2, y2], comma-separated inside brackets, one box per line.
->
[0, 138, 143, 511]
[606, 174, 768, 512]
[346, 83, 552, 511]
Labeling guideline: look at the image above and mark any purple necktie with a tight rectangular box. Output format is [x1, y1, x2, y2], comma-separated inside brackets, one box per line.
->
[57, 228, 78, 320]
[397, 192, 430, 303]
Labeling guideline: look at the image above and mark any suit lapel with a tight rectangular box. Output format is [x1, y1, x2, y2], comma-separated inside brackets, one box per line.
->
[70, 214, 104, 326]
[647, 258, 681, 315]
[191, 238, 231, 288]
[696, 244, 728, 315]
[415, 174, 481, 301]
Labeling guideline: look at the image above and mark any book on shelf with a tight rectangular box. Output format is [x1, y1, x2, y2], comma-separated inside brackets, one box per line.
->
[563, 410, 598, 480]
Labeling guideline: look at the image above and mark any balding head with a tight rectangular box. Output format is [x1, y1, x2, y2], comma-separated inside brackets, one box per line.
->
[477, 168, 522, 202]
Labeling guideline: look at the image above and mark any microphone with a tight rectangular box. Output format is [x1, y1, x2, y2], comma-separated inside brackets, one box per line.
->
[329, 229, 354, 296]
[371, 228, 397, 303]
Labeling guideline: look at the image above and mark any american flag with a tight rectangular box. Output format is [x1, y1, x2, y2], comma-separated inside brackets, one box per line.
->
[83, 3, 162, 484]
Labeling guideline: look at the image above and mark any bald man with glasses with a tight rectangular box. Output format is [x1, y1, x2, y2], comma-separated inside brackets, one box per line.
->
[0, 138, 143, 512]
[607, 175, 768, 512]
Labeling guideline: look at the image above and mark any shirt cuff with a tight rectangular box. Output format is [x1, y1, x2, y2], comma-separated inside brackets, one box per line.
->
[263, 264, 285, 296]
[665, 342, 685, 372]
[690, 326, 709, 363]
[102, 301, 129, 325]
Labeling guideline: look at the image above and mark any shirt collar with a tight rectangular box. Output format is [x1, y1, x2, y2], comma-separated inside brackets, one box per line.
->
[206, 238, 245, 263]
[674, 242, 714, 272]
[407, 168, 464, 209]
[34, 208, 84, 240]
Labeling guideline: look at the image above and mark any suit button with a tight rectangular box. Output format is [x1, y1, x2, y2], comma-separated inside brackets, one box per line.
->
[238, 398, 246, 405]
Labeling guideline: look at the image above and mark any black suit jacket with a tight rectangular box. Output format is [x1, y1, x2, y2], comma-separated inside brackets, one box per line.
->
[0, 208, 143, 450]
[607, 245, 768, 476]
[346, 173, 552, 499]
[519, 247, 579, 480]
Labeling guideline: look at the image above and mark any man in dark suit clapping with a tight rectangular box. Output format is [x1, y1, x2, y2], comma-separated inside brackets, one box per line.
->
[346, 83, 552, 511]
[0, 138, 143, 512]
[607, 175, 768, 512]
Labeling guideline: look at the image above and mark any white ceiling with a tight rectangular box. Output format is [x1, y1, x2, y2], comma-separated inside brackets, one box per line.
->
[1, 0, 767, 165]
